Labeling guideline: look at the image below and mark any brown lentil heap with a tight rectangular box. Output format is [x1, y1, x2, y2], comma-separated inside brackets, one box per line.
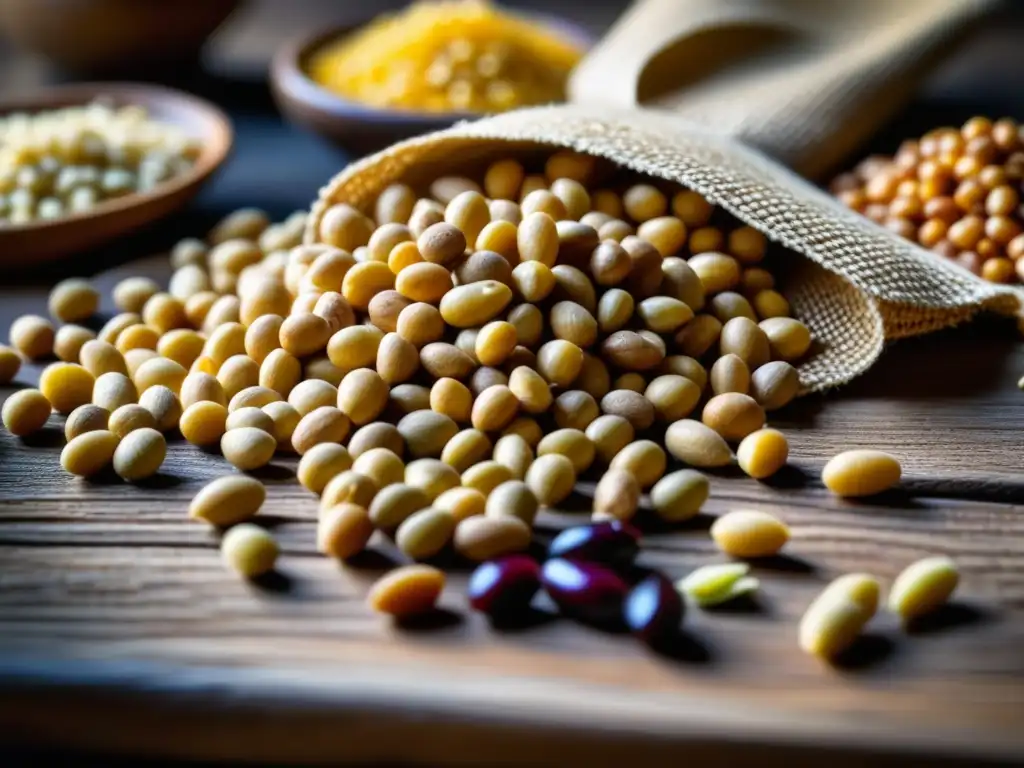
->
[832, 116, 1024, 283]
[4, 151, 940, 660]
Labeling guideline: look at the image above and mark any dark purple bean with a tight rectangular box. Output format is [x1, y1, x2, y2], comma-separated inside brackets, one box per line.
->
[623, 573, 684, 643]
[541, 558, 628, 624]
[547, 520, 640, 567]
[468, 555, 541, 617]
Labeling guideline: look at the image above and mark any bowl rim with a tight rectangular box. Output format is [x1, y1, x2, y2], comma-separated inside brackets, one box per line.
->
[0, 81, 233, 234]
[271, 11, 595, 125]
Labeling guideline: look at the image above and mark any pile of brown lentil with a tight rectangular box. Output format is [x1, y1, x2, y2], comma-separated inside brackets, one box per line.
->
[832, 116, 1024, 283]
[1, 151, 959, 660]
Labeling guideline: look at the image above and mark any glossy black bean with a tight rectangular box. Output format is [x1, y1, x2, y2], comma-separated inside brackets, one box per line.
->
[541, 558, 628, 624]
[467, 555, 541, 616]
[547, 520, 640, 567]
[623, 573, 684, 643]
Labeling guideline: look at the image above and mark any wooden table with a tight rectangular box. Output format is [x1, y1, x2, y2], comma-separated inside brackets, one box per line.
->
[2, 3, 1024, 766]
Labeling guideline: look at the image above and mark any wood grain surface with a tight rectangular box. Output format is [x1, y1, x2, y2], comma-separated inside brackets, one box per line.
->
[0, 258, 1023, 765]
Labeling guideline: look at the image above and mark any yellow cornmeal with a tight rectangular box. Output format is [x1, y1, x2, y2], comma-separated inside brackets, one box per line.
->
[307, 0, 583, 113]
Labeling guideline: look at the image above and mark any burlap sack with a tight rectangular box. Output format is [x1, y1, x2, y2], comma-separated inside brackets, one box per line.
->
[305, 2, 1023, 393]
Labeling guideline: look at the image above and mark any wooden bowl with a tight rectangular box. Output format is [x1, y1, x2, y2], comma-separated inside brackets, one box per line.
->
[270, 16, 594, 156]
[0, 0, 240, 75]
[0, 82, 233, 268]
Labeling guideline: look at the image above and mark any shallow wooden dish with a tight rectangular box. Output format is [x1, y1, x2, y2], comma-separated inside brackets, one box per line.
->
[0, 82, 233, 267]
[270, 16, 593, 156]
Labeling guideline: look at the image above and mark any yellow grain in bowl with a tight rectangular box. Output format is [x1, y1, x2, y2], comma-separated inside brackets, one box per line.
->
[306, 0, 584, 114]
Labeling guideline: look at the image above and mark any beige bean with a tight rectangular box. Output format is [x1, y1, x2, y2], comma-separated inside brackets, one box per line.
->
[454, 515, 532, 562]
[600, 390, 655, 432]
[61, 430, 119, 477]
[352, 447, 404, 489]
[702, 393, 765, 441]
[244, 315, 284, 365]
[78, 340, 128, 378]
[48, 278, 99, 322]
[113, 276, 161, 314]
[108, 404, 159, 439]
[10, 314, 55, 359]
[320, 470, 378, 511]
[65, 403, 109, 440]
[760, 317, 812, 361]
[226, 406, 275, 433]
[405, 458, 461, 501]
[336, 368, 388, 425]
[221, 427, 276, 470]
[492, 433, 534, 480]
[821, 450, 901, 497]
[711, 509, 789, 558]
[328, 325, 384, 370]
[644, 375, 701, 421]
[675, 314, 722, 359]
[601, 331, 663, 371]
[750, 360, 800, 411]
[799, 573, 879, 659]
[291, 406, 350, 455]
[348, 422, 404, 459]
[216, 355, 260, 401]
[507, 304, 544, 347]
[430, 377, 473, 423]
[97, 312, 140, 345]
[221, 523, 278, 578]
[461, 460, 515, 496]
[396, 303, 445, 347]
[189, 475, 266, 526]
[888, 556, 959, 620]
[585, 414, 634, 464]
[417, 222, 467, 266]
[368, 483, 431, 531]
[441, 429, 492, 472]
[719, 317, 770, 369]
[710, 354, 751, 396]
[376, 333, 420, 385]
[736, 428, 789, 479]
[112, 427, 166, 481]
[92, 371, 137, 412]
[650, 470, 709, 522]
[397, 410, 458, 458]
[434, 486, 487, 523]
[367, 564, 445, 616]
[318, 503, 374, 559]
[280, 312, 332, 358]
[39, 362, 94, 414]
[593, 469, 641, 522]
[525, 453, 576, 506]
[608, 439, 666, 488]
[180, 401, 228, 446]
[54, 324, 95, 363]
[471, 384, 519, 432]
[228, 385, 281, 412]
[396, 506, 456, 560]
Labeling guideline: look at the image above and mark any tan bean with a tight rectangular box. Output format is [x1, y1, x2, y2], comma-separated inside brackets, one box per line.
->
[396, 506, 456, 560]
[430, 377, 473, 423]
[53, 324, 95, 363]
[484, 158, 525, 200]
[445, 189, 490, 246]
[367, 222, 413, 263]
[319, 203, 373, 251]
[501, 416, 543, 448]
[821, 450, 901, 497]
[348, 421, 404, 459]
[461, 460, 515, 496]
[551, 177, 591, 220]
[291, 405, 350, 455]
[320, 470, 378, 511]
[221, 523, 278, 578]
[48, 278, 99, 323]
[517, 211, 558, 267]
[2, 388, 51, 436]
[600, 390, 655, 431]
[189, 475, 266, 526]
[689, 252, 741, 294]
[318, 503, 374, 559]
[506, 304, 543, 348]
[314, 291, 356, 334]
[375, 183, 416, 225]
[61, 430, 119, 477]
[471, 385, 518, 432]
[651, 469, 709, 521]
[65, 403, 109, 440]
[608, 439, 665, 488]
[441, 428, 492, 472]
[335, 368, 388, 425]
[226, 406, 275, 434]
[537, 428, 595, 474]
[439, 281, 512, 328]
[483, 482, 538, 528]
[488, 199, 522, 226]
[492, 433, 534, 480]
[397, 410, 458, 458]
[113, 276, 161, 314]
[408, 200, 445, 238]
[417, 222, 467, 266]
[760, 317, 812, 361]
[601, 331, 663, 371]
[525, 453, 576, 505]
[396, 302, 445, 347]
[593, 469, 641, 522]
[736, 428, 789, 479]
[475, 222, 518, 263]
[474, 321, 517, 367]
[222, 427, 276, 470]
[585, 414, 634, 464]
[711, 509, 789, 558]
[327, 324, 384, 370]
[710, 291, 757, 325]
[799, 573, 879, 659]
[368, 483, 431, 530]
[454, 515, 532, 562]
[39, 362, 93, 414]
[702, 392, 765, 441]
[124, 349, 159, 378]
[420, 342, 476, 379]
[92, 371, 137, 412]
[536, 339, 584, 386]
[706, 349, 749, 393]
[10, 314, 55, 359]
[596, 289, 634, 334]
[621, 236, 662, 298]
[112, 427, 166, 481]
[228, 385, 281, 412]
[180, 401, 228, 445]
[367, 564, 445, 616]
[108, 404, 159, 439]
[434, 486, 486, 523]
[134, 356, 187, 396]
[141, 293, 187, 334]
[888, 556, 959, 620]
[216, 355, 260, 401]
[644, 375, 701, 421]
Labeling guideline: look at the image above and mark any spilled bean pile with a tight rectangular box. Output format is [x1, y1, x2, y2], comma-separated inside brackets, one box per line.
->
[1, 152, 957, 662]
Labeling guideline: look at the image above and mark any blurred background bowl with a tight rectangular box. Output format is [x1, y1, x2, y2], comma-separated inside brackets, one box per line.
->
[0, 82, 233, 267]
[0, 0, 241, 75]
[270, 13, 594, 156]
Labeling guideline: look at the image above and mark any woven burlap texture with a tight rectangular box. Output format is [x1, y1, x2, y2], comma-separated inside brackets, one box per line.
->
[306, 106, 1023, 393]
